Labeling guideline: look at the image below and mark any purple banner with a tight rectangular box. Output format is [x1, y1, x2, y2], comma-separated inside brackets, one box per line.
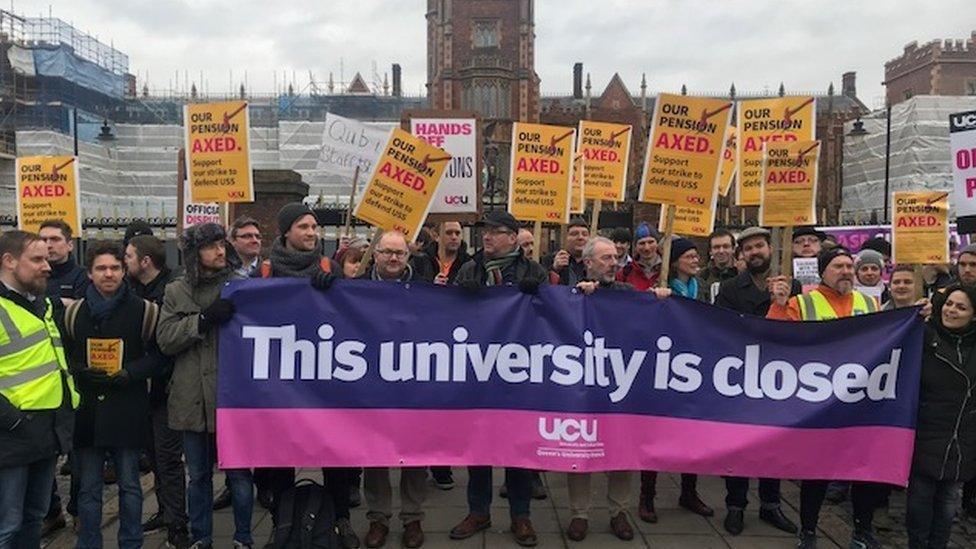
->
[217, 279, 923, 485]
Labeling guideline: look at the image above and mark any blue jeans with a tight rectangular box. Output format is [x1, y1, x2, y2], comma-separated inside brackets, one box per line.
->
[0, 456, 56, 549]
[906, 473, 962, 549]
[183, 431, 253, 545]
[467, 466, 532, 519]
[76, 447, 142, 549]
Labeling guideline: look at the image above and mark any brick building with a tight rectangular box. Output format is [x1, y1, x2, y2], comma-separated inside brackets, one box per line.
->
[884, 31, 976, 106]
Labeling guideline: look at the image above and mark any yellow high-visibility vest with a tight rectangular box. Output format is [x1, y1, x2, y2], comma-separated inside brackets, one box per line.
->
[0, 296, 79, 411]
[797, 289, 878, 321]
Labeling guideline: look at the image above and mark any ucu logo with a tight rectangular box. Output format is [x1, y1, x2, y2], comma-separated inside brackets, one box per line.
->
[538, 417, 598, 442]
[443, 195, 469, 205]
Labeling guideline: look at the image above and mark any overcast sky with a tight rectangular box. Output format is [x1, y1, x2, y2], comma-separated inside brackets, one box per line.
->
[24, 0, 974, 110]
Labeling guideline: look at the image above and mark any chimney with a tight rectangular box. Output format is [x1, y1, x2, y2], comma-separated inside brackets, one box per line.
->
[392, 64, 402, 97]
[842, 71, 857, 99]
[573, 63, 583, 99]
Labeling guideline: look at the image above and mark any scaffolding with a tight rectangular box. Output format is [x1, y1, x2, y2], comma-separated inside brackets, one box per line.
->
[0, 9, 128, 75]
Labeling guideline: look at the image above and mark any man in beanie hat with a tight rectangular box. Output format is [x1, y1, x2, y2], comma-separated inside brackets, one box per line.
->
[767, 246, 884, 549]
[123, 219, 154, 249]
[156, 223, 255, 548]
[617, 222, 663, 291]
[791, 226, 826, 259]
[252, 203, 358, 549]
[610, 227, 632, 271]
[713, 226, 800, 536]
[543, 216, 589, 285]
[854, 249, 889, 304]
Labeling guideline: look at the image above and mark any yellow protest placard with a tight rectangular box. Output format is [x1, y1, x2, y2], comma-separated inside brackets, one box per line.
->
[578, 120, 632, 202]
[15, 155, 81, 235]
[639, 93, 732, 211]
[759, 140, 820, 227]
[660, 204, 716, 238]
[508, 122, 575, 223]
[184, 101, 253, 203]
[570, 152, 585, 214]
[354, 128, 451, 242]
[737, 96, 816, 206]
[719, 125, 737, 197]
[892, 191, 949, 264]
[87, 338, 123, 376]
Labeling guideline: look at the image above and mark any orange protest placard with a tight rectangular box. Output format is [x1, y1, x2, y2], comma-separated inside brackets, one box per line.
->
[508, 122, 575, 223]
[578, 120, 632, 202]
[892, 191, 949, 264]
[354, 128, 451, 242]
[759, 140, 820, 227]
[184, 101, 253, 203]
[87, 338, 123, 376]
[737, 97, 816, 206]
[16, 155, 82, 235]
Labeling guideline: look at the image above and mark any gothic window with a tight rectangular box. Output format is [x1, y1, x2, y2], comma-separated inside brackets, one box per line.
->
[472, 20, 500, 48]
[462, 80, 510, 119]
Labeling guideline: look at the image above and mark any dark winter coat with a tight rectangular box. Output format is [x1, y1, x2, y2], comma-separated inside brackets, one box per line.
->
[65, 290, 161, 449]
[45, 255, 90, 300]
[412, 241, 471, 285]
[455, 250, 549, 287]
[912, 324, 976, 481]
[714, 271, 803, 317]
[131, 268, 175, 406]
[0, 286, 73, 468]
[542, 253, 587, 286]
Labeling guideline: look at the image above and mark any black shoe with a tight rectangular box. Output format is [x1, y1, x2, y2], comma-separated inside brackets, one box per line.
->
[531, 477, 547, 500]
[723, 509, 744, 535]
[760, 507, 798, 534]
[212, 487, 232, 511]
[257, 488, 273, 510]
[348, 485, 362, 508]
[824, 481, 848, 504]
[139, 454, 153, 474]
[41, 512, 66, 537]
[336, 517, 360, 549]
[143, 512, 167, 532]
[797, 530, 817, 549]
[850, 529, 880, 549]
[432, 469, 455, 490]
[166, 526, 191, 549]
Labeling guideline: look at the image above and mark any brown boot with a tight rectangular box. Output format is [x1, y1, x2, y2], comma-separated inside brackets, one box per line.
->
[402, 521, 424, 549]
[364, 521, 389, 548]
[449, 514, 491, 540]
[679, 492, 714, 517]
[610, 512, 634, 541]
[566, 517, 588, 541]
[511, 518, 538, 547]
[638, 494, 658, 523]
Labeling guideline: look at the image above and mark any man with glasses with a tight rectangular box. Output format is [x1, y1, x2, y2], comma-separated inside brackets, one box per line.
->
[357, 231, 430, 549]
[791, 227, 826, 259]
[229, 217, 263, 277]
[450, 211, 548, 547]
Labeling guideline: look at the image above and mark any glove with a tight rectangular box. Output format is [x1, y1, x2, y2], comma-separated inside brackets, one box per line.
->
[108, 369, 131, 388]
[199, 298, 235, 333]
[459, 278, 482, 294]
[77, 368, 110, 385]
[311, 270, 336, 291]
[518, 278, 541, 295]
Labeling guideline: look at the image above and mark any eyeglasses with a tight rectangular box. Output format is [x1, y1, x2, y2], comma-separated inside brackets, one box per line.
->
[375, 249, 408, 258]
[235, 233, 261, 240]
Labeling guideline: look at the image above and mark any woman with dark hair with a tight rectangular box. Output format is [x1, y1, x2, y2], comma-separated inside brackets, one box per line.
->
[906, 284, 976, 548]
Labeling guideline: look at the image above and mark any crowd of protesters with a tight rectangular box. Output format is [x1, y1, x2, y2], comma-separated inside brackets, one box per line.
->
[1, 204, 975, 549]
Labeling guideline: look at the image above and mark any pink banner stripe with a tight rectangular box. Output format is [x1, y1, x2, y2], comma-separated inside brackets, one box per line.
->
[217, 408, 915, 486]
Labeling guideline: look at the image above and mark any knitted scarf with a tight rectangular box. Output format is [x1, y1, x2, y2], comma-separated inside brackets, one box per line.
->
[268, 239, 324, 279]
[85, 281, 128, 322]
[669, 276, 699, 299]
[483, 249, 521, 286]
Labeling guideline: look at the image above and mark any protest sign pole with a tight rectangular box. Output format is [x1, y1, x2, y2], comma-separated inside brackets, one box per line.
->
[914, 265, 925, 301]
[590, 199, 602, 234]
[343, 166, 360, 237]
[658, 205, 676, 288]
[780, 226, 793, 277]
[355, 227, 384, 277]
[533, 221, 542, 262]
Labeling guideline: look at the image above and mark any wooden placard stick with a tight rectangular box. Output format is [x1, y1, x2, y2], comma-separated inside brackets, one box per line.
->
[914, 264, 925, 302]
[354, 227, 384, 278]
[780, 226, 794, 278]
[343, 166, 360, 237]
[590, 199, 602, 235]
[658, 204, 677, 288]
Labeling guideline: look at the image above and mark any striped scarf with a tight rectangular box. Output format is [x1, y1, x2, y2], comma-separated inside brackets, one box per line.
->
[483, 250, 521, 286]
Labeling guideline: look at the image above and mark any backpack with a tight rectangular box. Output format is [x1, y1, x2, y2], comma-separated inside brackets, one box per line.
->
[63, 298, 158, 344]
[269, 479, 338, 549]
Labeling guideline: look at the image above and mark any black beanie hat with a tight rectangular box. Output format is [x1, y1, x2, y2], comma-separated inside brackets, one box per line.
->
[817, 246, 853, 276]
[277, 202, 315, 236]
[124, 219, 153, 247]
[669, 237, 697, 264]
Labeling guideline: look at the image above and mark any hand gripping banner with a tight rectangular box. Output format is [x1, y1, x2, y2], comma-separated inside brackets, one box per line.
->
[217, 280, 923, 485]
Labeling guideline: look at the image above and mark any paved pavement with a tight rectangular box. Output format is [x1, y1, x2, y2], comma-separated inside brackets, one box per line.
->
[41, 467, 976, 548]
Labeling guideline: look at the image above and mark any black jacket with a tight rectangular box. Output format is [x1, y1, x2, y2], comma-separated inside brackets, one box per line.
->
[542, 253, 587, 286]
[65, 290, 162, 449]
[131, 268, 175, 406]
[46, 255, 90, 300]
[0, 285, 74, 468]
[714, 271, 802, 317]
[912, 325, 976, 481]
[455, 250, 548, 287]
[357, 263, 428, 283]
[412, 241, 471, 285]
